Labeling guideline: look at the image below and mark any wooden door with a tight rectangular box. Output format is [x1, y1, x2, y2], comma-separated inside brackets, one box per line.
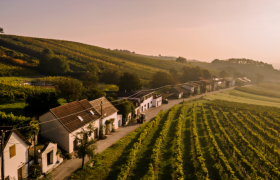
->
[18, 167, 22, 180]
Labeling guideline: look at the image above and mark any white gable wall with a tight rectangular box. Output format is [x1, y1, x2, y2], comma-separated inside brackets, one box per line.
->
[140, 96, 153, 112]
[69, 120, 99, 153]
[40, 143, 57, 173]
[0, 132, 29, 180]
[39, 112, 70, 152]
[152, 97, 162, 107]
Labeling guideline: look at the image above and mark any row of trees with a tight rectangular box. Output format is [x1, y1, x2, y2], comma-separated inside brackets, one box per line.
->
[212, 58, 274, 69]
[149, 66, 212, 88]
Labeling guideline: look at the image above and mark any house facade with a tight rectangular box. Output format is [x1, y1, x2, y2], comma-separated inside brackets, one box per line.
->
[226, 77, 236, 88]
[153, 95, 162, 107]
[171, 86, 184, 99]
[32, 142, 62, 174]
[0, 127, 31, 180]
[116, 90, 162, 113]
[89, 97, 119, 133]
[182, 82, 201, 95]
[39, 99, 101, 153]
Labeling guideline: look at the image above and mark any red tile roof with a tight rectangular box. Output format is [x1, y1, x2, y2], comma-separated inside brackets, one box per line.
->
[50, 99, 100, 132]
[89, 97, 118, 117]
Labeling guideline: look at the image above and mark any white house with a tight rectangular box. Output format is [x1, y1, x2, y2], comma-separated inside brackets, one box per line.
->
[0, 127, 31, 180]
[39, 99, 101, 153]
[30, 142, 62, 174]
[153, 95, 162, 107]
[89, 97, 119, 133]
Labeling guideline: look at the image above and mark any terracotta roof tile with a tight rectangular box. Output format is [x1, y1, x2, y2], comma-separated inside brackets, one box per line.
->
[50, 99, 100, 132]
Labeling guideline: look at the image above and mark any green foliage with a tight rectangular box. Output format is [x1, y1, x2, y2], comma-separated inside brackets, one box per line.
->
[100, 68, 120, 84]
[47, 57, 70, 75]
[52, 77, 83, 103]
[219, 70, 228, 78]
[0, 62, 38, 76]
[0, 34, 199, 80]
[113, 99, 135, 122]
[25, 90, 60, 115]
[0, 27, 3, 33]
[255, 73, 264, 84]
[0, 111, 38, 139]
[74, 123, 97, 169]
[117, 110, 164, 180]
[150, 71, 175, 88]
[181, 66, 211, 82]
[176, 56, 187, 63]
[0, 80, 56, 102]
[119, 72, 142, 92]
[81, 88, 106, 101]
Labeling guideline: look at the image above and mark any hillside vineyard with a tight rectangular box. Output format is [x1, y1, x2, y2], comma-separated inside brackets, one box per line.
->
[71, 101, 280, 180]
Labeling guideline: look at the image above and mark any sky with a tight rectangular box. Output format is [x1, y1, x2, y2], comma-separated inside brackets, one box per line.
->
[1, 0, 280, 68]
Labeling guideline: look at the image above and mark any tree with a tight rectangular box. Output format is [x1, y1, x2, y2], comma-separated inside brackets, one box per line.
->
[39, 49, 54, 71]
[255, 73, 264, 84]
[54, 77, 83, 103]
[86, 62, 99, 72]
[0, 27, 4, 33]
[47, 57, 70, 75]
[81, 62, 99, 89]
[219, 70, 228, 78]
[81, 88, 106, 101]
[169, 68, 177, 76]
[150, 71, 175, 88]
[74, 123, 97, 169]
[180, 66, 203, 82]
[119, 72, 142, 92]
[25, 91, 60, 115]
[100, 68, 120, 84]
[113, 99, 135, 123]
[176, 56, 187, 63]
[202, 69, 212, 79]
[81, 72, 99, 89]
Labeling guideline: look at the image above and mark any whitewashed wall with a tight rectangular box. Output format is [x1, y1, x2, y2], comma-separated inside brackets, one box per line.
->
[0, 132, 29, 180]
[39, 112, 70, 152]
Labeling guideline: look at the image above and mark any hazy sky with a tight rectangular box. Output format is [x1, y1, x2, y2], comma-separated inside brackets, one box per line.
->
[1, 0, 280, 67]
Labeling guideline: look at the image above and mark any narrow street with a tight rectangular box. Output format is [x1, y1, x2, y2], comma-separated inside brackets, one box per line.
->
[52, 87, 236, 180]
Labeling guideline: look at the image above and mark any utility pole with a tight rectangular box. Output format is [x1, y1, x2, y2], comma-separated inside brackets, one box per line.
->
[99, 101, 103, 138]
[33, 130, 36, 164]
[1, 130, 5, 180]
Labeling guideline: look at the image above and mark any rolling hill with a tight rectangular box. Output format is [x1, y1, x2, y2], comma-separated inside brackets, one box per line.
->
[0, 34, 202, 80]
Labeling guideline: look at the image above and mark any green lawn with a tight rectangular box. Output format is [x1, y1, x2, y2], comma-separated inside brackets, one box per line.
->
[0, 101, 31, 117]
[0, 98, 67, 117]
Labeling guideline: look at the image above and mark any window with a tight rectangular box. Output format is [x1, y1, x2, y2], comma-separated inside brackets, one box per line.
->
[10, 144, 16, 158]
[47, 151, 53, 165]
[90, 110, 94, 115]
[77, 116, 83, 121]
